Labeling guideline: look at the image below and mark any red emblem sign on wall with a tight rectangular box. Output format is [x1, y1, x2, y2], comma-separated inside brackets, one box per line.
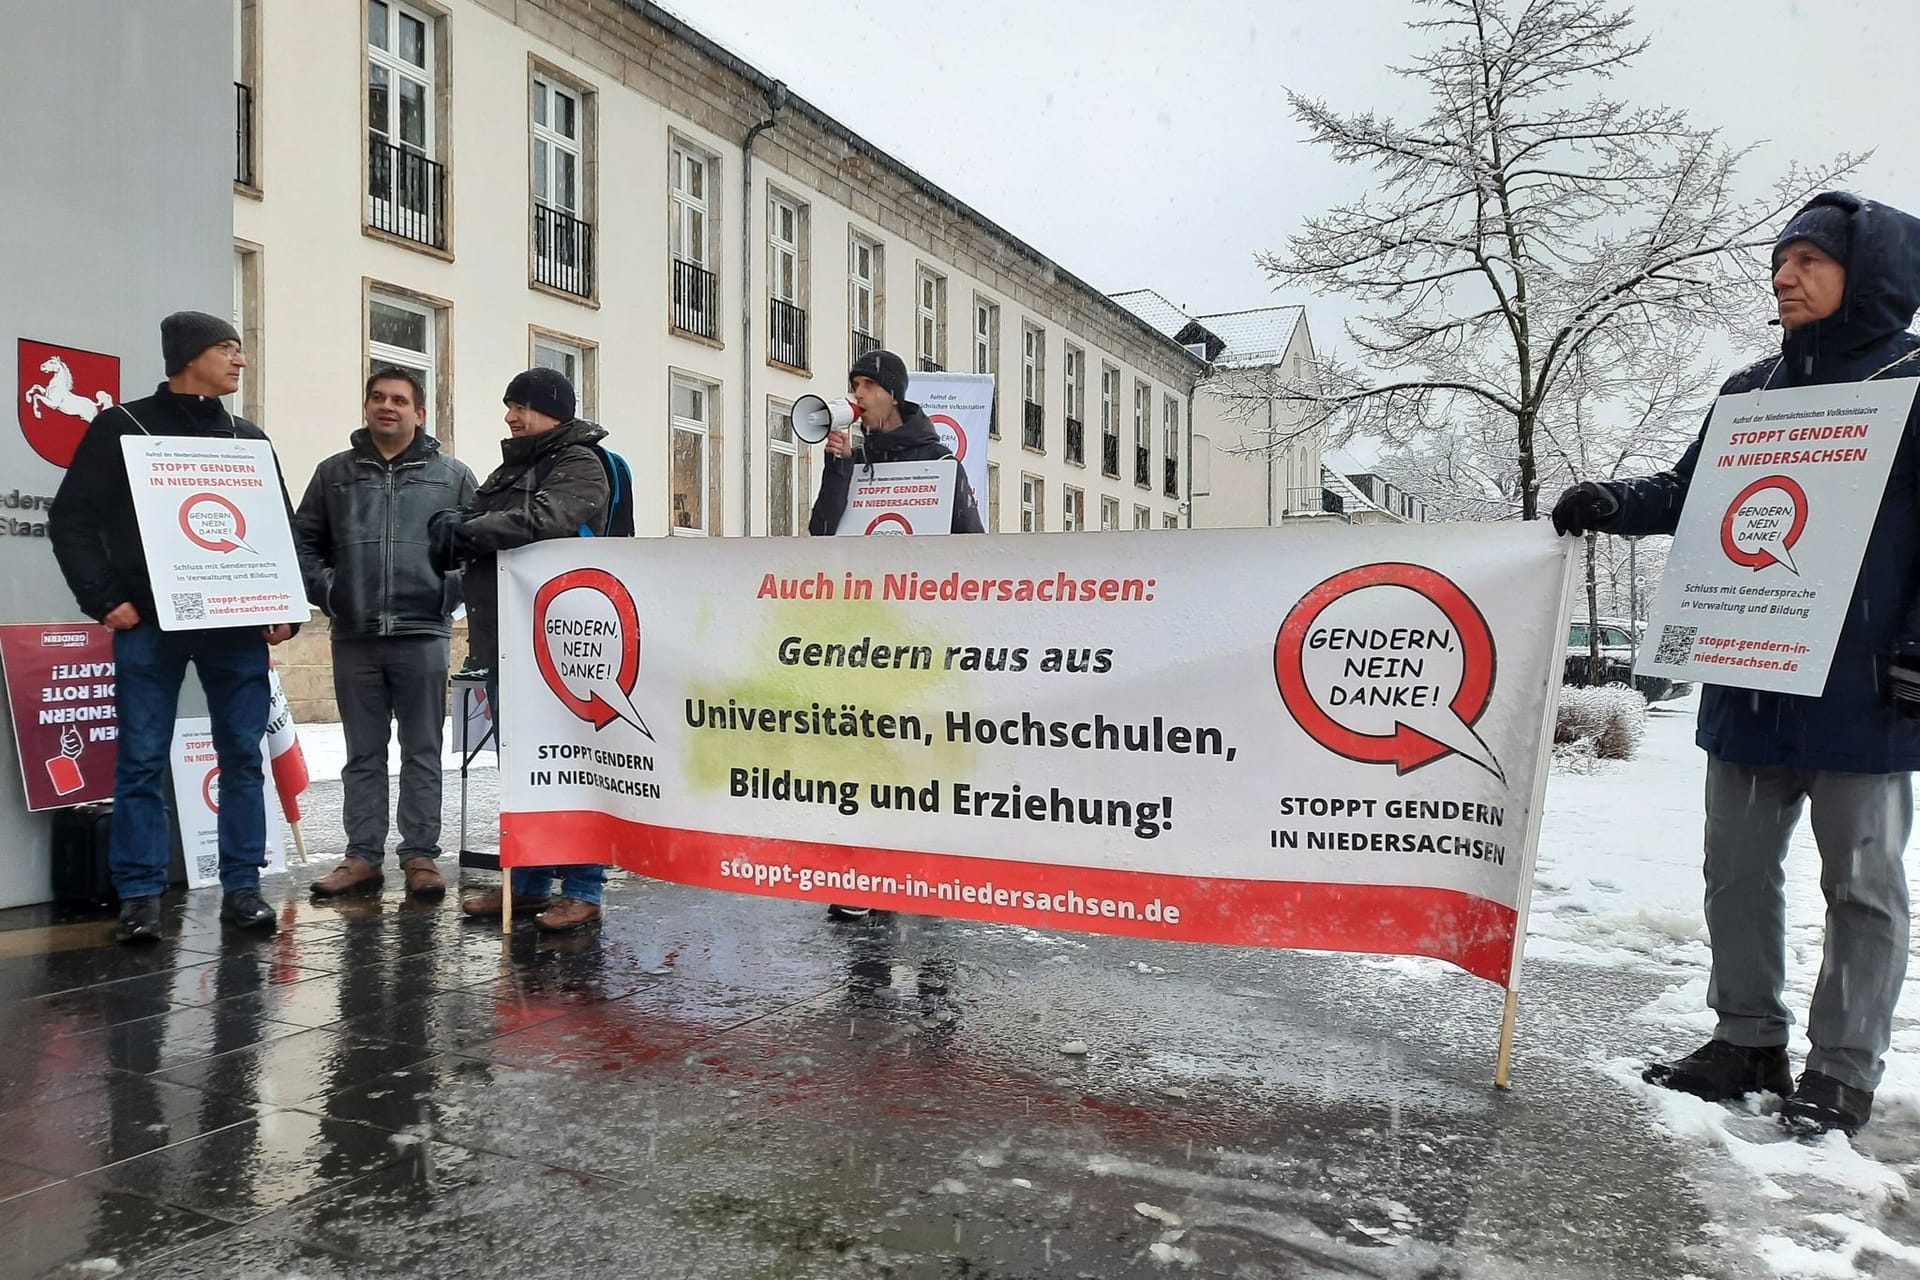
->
[18, 339, 120, 468]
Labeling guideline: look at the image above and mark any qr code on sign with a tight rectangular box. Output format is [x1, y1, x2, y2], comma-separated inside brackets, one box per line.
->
[194, 853, 217, 882]
[172, 592, 206, 621]
[1654, 624, 1698, 665]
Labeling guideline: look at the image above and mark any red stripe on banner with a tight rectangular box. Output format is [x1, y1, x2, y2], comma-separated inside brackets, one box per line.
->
[501, 811, 1519, 984]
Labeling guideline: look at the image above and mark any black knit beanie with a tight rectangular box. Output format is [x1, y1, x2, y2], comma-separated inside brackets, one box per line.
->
[161, 311, 241, 375]
[502, 367, 576, 422]
[849, 349, 910, 404]
[1773, 202, 1854, 270]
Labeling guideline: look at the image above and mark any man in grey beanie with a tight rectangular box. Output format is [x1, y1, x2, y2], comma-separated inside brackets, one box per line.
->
[50, 311, 304, 944]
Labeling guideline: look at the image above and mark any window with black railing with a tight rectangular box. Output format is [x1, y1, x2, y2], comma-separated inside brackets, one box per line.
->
[368, 135, 447, 249]
[1135, 445, 1151, 487]
[988, 393, 999, 439]
[234, 82, 254, 187]
[918, 357, 943, 372]
[673, 259, 719, 339]
[1022, 400, 1045, 451]
[533, 204, 594, 298]
[770, 298, 807, 369]
[1164, 457, 1179, 499]
[851, 329, 880, 360]
[1065, 417, 1084, 466]
[1101, 432, 1120, 478]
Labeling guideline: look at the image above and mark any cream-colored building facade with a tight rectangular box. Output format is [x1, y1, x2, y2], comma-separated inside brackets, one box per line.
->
[230, 0, 1203, 552]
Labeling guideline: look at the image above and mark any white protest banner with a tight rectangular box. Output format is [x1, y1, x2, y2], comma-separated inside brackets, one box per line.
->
[834, 460, 958, 536]
[499, 523, 1575, 987]
[908, 371, 992, 508]
[120, 435, 307, 630]
[170, 717, 287, 890]
[1637, 378, 1919, 695]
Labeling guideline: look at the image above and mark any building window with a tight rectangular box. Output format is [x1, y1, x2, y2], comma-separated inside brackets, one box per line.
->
[915, 267, 945, 371]
[670, 375, 717, 535]
[1021, 324, 1044, 451]
[767, 399, 810, 537]
[1134, 504, 1151, 530]
[670, 141, 718, 339]
[768, 191, 808, 370]
[986, 462, 1000, 533]
[1063, 345, 1084, 466]
[532, 73, 593, 299]
[1021, 473, 1043, 533]
[1101, 495, 1119, 530]
[368, 289, 443, 438]
[1063, 485, 1085, 533]
[234, 0, 259, 190]
[366, 0, 446, 250]
[1163, 394, 1181, 499]
[1133, 381, 1151, 487]
[531, 330, 594, 418]
[231, 244, 262, 421]
[974, 296, 1000, 437]
[1099, 363, 1119, 478]
[1165, 513, 1181, 530]
[850, 232, 881, 358]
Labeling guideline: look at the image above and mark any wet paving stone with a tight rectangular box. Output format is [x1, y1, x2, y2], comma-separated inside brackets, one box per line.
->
[121, 1224, 389, 1279]
[0, 1179, 229, 1278]
[151, 1027, 435, 1109]
[5, 1074, 266, 1179]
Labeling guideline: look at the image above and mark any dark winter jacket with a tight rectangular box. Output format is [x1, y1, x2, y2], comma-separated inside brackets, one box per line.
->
[807, 403, 985, 536]
[435, 418, 610, 669]
[1598, 192, 1920, 773]
[294, 428, 477, 640]
[49, 384, 303, 633]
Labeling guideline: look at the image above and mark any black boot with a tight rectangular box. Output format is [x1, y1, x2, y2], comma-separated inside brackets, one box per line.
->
[220, 888, 278, 932]
[1780, 1070, 1873, 1135]
[1642, 1038, 1791, 1101]
[114, 894, 162, 945]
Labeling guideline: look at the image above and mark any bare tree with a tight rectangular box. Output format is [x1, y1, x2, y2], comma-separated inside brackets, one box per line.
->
[1221, 0, 1862, 519]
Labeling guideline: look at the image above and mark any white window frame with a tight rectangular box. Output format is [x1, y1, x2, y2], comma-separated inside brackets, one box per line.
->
[367, 290, 439, 434]
[1100, 365, 1117, 436]
[1165, 513, 1180, 530]
[974, 298, 998, 375]
[1063, 346, 1083, 422]
[1134, 504, 1151, 530]
[986, 462, 1000, 533]
[1022, 325, 1044, 405]
[1134, 382, 1150, 451]
[1063, 485, 1084, 533]
[1021, 473, 1041, 533]
[768, 192, 802, 306]
[670, 142, 712, 269]
[531, 331, 592, 418]
[916, 266, 944, 368]
[531, 76, 581, 215]
[767, 397, 810, 537]
[850, 232, 880, 342]
[1101, 495, 1119, 530]
[670, 374, 715, 537]
[1164, 394, 1180, 460]
[366, 0, 436, 224]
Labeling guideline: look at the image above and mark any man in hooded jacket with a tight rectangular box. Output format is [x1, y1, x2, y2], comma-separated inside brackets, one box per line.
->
[1552, 192, 1920, 1135]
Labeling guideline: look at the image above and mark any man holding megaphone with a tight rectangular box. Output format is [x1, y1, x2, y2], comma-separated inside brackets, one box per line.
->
[805, 350, 982, 921]
[804, 349, 984, 538]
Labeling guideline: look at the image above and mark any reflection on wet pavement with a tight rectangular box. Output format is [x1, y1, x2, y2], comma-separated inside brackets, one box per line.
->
[0, 860, 1756, 1279]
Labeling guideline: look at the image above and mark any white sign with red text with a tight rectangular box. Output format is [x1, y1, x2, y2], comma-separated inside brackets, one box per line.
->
[121, 435, 306, 630]
[834, 460, 958, 536]
[908, 371, 991, 511]
[171, 717, 287, 890]
[1638, 378, 1918, 695]
[498, 523, 1575, 984]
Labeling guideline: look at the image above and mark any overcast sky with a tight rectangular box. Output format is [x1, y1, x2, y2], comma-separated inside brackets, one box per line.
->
[659, 0, 1919, 334]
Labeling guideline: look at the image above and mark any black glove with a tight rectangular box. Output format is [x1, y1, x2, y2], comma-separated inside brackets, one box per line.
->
[1888, 648, 1920, 717]
[428, 510, 466, 575]
[1551, 481, 1620, 536]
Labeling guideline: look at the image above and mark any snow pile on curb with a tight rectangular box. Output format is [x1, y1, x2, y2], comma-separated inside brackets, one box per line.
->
[1554, 683, 1647, 766]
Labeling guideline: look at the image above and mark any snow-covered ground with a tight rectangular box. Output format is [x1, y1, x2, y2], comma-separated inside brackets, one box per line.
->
[1534, 692, 1920, 1277]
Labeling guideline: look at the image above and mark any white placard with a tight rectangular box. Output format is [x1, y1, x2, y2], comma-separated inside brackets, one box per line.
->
[120, 435, 308, 630]
[834, 460, 959, 536]
[908, 372, 992, 512]
[1637, 378, 1919, 695]
[171, 717, 287, 890]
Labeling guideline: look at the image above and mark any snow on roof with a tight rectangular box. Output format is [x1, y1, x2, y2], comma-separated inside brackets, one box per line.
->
[1109, 289, 1194, 341]
[1193, 306, 1305, 367]
[1321, 465, 1398, 520]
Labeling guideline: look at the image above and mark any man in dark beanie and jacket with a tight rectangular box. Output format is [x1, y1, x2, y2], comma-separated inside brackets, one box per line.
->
[49, 311, 302, 943]
[430, 366, 612, 932]
[1553, 193, 1920, 1136]
[807, 349, 982, 921]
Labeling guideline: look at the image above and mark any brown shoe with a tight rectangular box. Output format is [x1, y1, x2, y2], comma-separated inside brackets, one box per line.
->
[534, 897, 602, 932]
[400, 856, 447, 900]
[310, 858, 384, 898]
[460, 887, 550, 919]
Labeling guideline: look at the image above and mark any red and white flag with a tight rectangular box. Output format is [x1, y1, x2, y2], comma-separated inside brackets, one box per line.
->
[264, 663, 309, 823]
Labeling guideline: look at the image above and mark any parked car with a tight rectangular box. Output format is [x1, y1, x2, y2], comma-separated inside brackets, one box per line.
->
[1564, 617, 1692, 704]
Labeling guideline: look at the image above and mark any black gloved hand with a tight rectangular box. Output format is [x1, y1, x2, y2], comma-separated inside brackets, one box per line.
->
[1551, 481, 1620, 536]
[1888, 648, 1920, 718]
[428, 510, 466, 575]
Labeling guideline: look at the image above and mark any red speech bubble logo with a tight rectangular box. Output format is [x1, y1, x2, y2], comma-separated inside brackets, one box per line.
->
[864, 512, 913, 535]
[202, 766, 221, 815]
[1274, 563, 1503, 781]
[1720, 474, 1807, 575]
[929, 412, 967, 462]
[532, 568, 653, 738]
[179, 492, 258, 555]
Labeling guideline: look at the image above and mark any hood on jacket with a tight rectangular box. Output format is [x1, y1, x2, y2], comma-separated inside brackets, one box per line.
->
[1780, 192, 1920, 375]
[499, 416, 607, 465]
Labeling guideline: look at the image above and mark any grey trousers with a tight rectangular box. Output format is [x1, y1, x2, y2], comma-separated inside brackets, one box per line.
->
[334, 635, 450, 863]
[1704, 755, 1913, 1091]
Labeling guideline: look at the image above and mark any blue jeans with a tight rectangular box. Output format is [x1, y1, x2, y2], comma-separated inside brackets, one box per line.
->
[488, 680, 606, 906]
[111, 623, 270, 897]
